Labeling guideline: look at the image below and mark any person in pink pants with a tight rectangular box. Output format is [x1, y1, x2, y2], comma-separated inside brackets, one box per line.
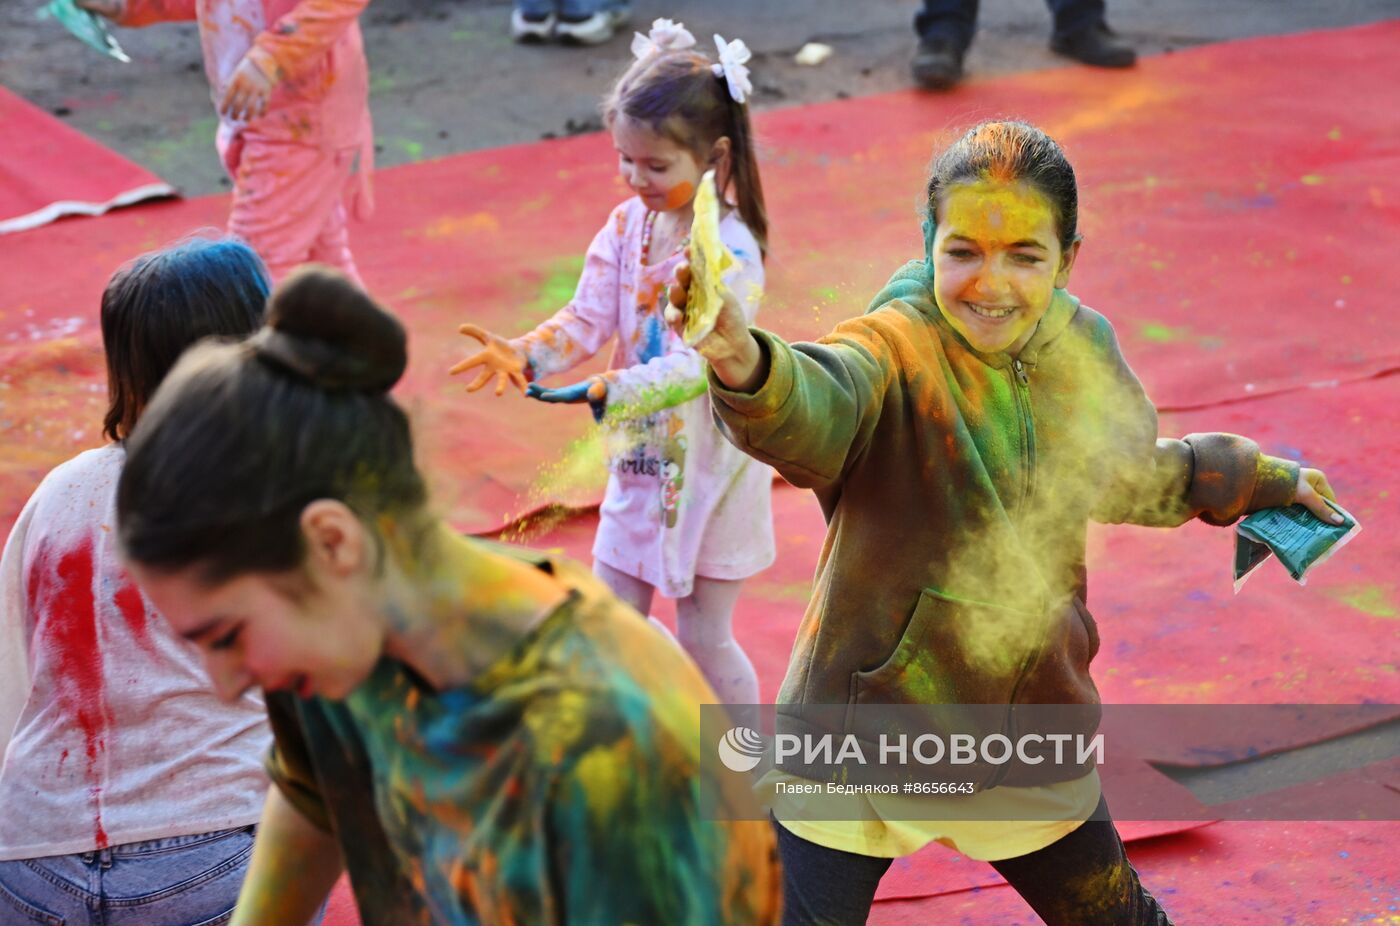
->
[81, 0, 374, 284]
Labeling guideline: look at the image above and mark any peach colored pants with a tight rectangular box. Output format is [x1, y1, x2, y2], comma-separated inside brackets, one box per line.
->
[222, 133, 362, 285]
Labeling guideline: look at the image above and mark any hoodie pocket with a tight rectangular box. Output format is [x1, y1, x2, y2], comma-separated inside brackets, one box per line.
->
[850, 588, 1041, 707]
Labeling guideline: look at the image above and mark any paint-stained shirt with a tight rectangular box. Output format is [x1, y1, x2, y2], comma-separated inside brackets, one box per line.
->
[0, 444, 269, 859]
[511, 197, 775, 597]
[264, 547, 782, 925]
[118, 0, 372, 154]
[710, 261, 1301, 755]
[709, 261, 1300, 856]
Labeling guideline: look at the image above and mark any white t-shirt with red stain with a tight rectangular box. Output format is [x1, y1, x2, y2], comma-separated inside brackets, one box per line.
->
[0, 444, 269, 859]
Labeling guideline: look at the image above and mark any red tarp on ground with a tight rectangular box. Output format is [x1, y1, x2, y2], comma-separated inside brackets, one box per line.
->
[0, 86, 175, 234]
[461, 373, 1400, 918]
[1, 19, 1397, 926]
[3, 20, 1400, 537]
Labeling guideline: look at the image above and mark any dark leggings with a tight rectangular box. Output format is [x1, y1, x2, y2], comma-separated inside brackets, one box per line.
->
[776, 797, 1174, 925]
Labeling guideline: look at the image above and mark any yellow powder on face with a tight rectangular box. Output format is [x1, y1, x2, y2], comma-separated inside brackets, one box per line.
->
[936, 180, 1059, 254]
[932, 180, 1065, 354]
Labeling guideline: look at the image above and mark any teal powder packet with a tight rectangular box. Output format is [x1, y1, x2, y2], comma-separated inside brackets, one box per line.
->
[1233, 501, 1360, 592]
[37, 0, 131, 63]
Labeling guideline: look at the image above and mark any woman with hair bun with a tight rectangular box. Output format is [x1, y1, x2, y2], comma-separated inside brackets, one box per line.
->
[117, 267, 781, 925]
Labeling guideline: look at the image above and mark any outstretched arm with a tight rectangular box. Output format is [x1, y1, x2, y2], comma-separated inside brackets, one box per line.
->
[77, 0, 197, 26]
[510, 219, 627, 381]
[1087, 321, 1337, 526]
[453, 209, 628, 395]
[668, 265, 894, 490]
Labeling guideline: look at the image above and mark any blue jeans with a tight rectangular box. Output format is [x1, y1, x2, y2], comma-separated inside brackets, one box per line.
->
[916, 0, 1107, 47]
[0, 827, 282, 926]
[515, 0, 629, 18]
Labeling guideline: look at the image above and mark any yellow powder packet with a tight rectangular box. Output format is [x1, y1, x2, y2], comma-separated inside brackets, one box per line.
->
[683, 169, 734, 346]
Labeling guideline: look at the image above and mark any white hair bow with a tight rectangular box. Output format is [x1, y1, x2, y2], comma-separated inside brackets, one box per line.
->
[711, 35, 753, 105]
[630, 18, 696, 59]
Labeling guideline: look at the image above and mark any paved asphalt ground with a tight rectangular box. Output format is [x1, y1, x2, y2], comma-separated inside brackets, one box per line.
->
[2, 0, 1397, 196]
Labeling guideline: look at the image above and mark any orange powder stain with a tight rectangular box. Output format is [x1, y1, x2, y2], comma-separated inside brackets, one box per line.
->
[663, 181, 695, 211]
[416, 213, 501, 240]
[1044, 81, 1172, 141]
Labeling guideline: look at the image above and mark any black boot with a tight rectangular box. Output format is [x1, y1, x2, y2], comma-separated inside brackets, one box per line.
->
[1050, 23, 1137, 68]
[911, 35, 966, 90]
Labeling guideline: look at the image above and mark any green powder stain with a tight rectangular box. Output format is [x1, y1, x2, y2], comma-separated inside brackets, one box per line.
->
[450, 29, 473, 42]
[1139, 323, 1184, 343]
[1327, 127, 1342, 141]
[1300, 175, 1326, 186]
[811, 286, 840, 303]
[603, 378, 707, 423]
[393, 139, 425, 161]
[145, 115, 218, 168]
[1324, 584, 1397, 619]
[500, 431, 608, 544]
[370, 72, 397, 95]
[522, 256, 586, 325]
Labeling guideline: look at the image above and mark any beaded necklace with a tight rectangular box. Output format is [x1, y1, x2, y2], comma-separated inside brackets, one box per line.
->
[639, 209, 689, 267]
[639, 209, 659, 265]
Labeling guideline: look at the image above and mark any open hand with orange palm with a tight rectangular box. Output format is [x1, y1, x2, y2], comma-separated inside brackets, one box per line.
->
[450, 323, 530, 396]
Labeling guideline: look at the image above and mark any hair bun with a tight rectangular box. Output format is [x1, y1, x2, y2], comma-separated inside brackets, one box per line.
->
[256, 266, 407, 393]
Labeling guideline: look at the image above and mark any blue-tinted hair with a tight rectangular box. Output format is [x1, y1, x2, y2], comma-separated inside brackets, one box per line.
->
[102, 233, 270, 441]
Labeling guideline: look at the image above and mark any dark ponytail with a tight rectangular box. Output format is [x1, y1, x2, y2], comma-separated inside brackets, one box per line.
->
[604, 48, 769, 256]
[118, 267, 428, 582]
[720, 88, 768, 257]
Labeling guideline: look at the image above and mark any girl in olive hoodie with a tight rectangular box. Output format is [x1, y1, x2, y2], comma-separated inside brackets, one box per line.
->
[667, 120, 1341, 925]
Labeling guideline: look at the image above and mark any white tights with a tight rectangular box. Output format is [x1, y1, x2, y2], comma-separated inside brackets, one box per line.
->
[593, 560, 760, 705]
